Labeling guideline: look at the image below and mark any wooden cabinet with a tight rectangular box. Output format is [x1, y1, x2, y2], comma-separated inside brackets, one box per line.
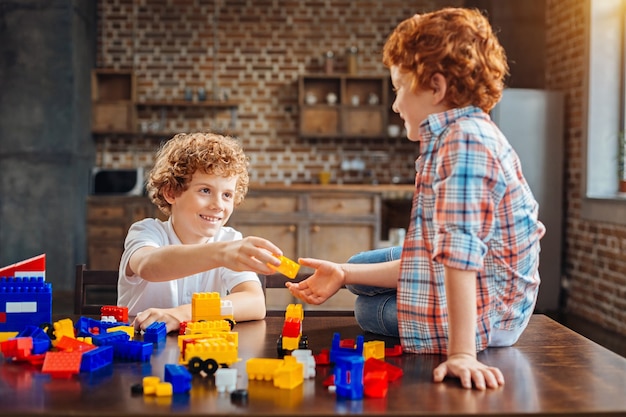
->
[228, 189, 381, 272]
[299, 74, 394, 138]
[86, 196, 166, 270]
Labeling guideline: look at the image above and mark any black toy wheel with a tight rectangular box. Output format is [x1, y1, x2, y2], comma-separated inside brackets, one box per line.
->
[202, 358, 219, 375]
[188, 357, 204, 375]
[298, 335, 309, 350]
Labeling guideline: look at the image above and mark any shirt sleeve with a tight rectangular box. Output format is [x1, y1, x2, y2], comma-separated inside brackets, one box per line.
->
[431, 121, 507, 271]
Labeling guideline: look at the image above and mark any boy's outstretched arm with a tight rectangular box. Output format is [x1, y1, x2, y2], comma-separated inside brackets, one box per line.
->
[432, 266, 505, 390]
[286, 258, 400, 305]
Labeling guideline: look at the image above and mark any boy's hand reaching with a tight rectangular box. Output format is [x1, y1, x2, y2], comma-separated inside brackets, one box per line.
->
[133, 306, 190, 334]
[285, 258, 345, 305]
[433, 353, 505, 390]
[221, 236, 283, 275]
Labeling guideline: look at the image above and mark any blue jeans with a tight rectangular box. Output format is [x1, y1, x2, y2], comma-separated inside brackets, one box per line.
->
[346, 246, 402, 338]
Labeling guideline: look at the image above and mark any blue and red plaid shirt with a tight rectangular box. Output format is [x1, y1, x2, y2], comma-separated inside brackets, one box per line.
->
[397, 106, 545, 354]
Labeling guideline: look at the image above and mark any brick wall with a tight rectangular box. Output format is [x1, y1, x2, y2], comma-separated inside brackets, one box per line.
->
[95, 0, 464, 185]
[546, 0, 626, 335]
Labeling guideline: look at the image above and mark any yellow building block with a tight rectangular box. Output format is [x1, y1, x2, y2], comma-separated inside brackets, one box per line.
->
[191, 292, 222, 322]
[363, 340, 385, 360]
[107, 325, 134, 339]
[246, 358, 284, 381]
[52, 318, 75, 346]
[268, 255, 300, 279]
[285, 303, 303, 321]
[273, 356, 304, 389]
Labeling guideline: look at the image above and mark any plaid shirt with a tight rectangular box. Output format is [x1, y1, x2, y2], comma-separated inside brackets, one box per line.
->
[397, 106, 545, 354]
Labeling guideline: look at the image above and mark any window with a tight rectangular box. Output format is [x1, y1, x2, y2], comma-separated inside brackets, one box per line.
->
[582, 0, 626, 224]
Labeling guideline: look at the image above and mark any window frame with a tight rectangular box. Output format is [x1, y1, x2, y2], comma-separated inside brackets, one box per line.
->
[582, 0, 626, 225]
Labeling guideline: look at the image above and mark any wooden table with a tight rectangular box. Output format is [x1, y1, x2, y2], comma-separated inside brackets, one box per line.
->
[2, 314, 626, 416]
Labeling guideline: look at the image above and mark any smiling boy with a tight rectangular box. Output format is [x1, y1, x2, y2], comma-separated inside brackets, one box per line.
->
[118, 132, 282, 333]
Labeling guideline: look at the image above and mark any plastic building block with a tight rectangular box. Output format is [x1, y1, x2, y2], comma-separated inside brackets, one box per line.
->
[191, 292, 222, 322]
[55, 335, 95, 352]
[0, 254, 45, 277]
[92, 330, 130, 346]
[0, 337, 33, 360]
[0, 331, 19, 342]
[363, 340, 385, 360]
[334, 354, 364, 399]
[363, 370, 388, 398]
[106, 325, 134, 339]
[184, 319, 230, 335]
[230, 389, 248, 405]
[385, 344, 403, 357]
[246, 358, 284, 381]
[144, 322, 167, 344]
[330, 333, 364, 364]
[314, 348, 330, 365]
[246, 356, 304, 389]
[278, 304, 307, 356]
[101, 306, 128, 324]
[142, 376, 161, 395]
[164, 364, 192, 394]
[51, 318, 75, 346]
[80, 345, 113, 372]
[177, 330, 238, 351]
[364, 357, 403, 382]
[17, 325, 51, 354]
[111, 340, 153, 362]
[142, 376, 173, 397]
[291, 349, 316, 379]
[42, 351, 83, 378]
[267, 255, 300, 279]
[215, 368, 238, 393]
[181, 337, 238, 375]
[0, 276, 52, 333]
[273, 356, 304, 389]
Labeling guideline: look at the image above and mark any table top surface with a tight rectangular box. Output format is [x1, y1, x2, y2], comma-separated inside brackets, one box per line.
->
[2, 314, 626, 416]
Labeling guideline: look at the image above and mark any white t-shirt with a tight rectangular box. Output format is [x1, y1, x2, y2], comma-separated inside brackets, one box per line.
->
[117, 217, 260, 316]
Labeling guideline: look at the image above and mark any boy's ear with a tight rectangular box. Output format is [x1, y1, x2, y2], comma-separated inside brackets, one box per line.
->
[430, 73, 447, 104]
[163, 185, 176, 204]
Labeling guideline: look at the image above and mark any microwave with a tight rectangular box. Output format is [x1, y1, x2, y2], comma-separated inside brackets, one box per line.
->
[91, 167, 145, 196]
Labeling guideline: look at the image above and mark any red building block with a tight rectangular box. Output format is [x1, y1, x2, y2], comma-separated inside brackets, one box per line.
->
[42, 351, 83, 378]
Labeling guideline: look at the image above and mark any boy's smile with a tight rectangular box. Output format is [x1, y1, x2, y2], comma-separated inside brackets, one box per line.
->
[165, 171, 237, 244]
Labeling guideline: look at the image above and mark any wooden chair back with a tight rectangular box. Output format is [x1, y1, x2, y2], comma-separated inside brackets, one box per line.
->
[74, 264, 119, 315]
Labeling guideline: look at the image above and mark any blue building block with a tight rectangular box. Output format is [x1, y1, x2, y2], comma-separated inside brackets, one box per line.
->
[334, 354, 365, 400]
[75, 317, 129, 338]
[111, 340, 153, 362]
[164, 364, 192, 394]
[80, 345, 114, 372]
[75, 317, 103, 337]
[17, 325, 51, 354]
[92, 330, 130, 346]
[0, 277, 52, 333]
[329, 333, 364, 364]
[143, 322, 167, 345]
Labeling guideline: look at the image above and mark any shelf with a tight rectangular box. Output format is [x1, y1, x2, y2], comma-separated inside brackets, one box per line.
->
[136, 100, 239, 108]
[299, 74, 393, 138]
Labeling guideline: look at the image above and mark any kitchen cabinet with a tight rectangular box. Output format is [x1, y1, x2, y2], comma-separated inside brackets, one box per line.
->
[299, 74, 396, 138]
[91, 69, 238, 137]
[86, 186, 413, 271]
[227, 189, 381, 271]
[86, 196, 166, 270]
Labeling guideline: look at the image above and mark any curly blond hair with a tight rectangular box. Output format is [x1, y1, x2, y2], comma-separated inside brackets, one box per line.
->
[382, 7, 509, 113]
[147, 132, 250, 216]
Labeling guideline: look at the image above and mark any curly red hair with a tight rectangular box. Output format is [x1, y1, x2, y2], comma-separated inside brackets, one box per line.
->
[382, 7, 509, 113]
[147, 132, 250, 216]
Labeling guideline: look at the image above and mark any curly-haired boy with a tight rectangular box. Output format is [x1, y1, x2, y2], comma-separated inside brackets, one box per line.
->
[118, 132, 282, 333]
[287, 8, 545, 390]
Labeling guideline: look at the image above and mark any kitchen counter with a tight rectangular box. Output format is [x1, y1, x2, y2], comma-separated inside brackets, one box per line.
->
[248, 183, 415, 200]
